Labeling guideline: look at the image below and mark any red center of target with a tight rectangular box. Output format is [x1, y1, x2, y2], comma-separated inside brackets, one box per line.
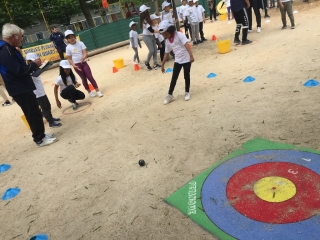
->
[226, 162, 320, 224]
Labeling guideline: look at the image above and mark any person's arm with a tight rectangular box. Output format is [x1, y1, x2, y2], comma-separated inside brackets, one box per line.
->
[138, 38, 142, 48]
[81, 49, 88, 63]
[244, 0, 250, 8]
[155, 36, 162, 48]
[130, 37, 135, 48]
[147, 26, 159, 33]
[184, 43, 194, 62]
[54, 85, 62, 108]
[278, 0, 284, 8]
[202, 11, 206, 23]
[161, 53, 170, 73]
[67, 56, 81, 71]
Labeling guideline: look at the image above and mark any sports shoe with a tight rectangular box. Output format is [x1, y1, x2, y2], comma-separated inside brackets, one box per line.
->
[202, 38, 207, 41]
[52, 118, 61, 122]
[36, 137, 58, 147]
[257, 27, 261, 33]
[89, 91, 96, 98]
[193, 41, 198, 46]
[144, 62, 152, 71]
[185, 92, 191, 101]
[2, 101, 11, 107]
[264, 14, 270, 18]
[154, 64, 161, 70]
[248, 29, 253, 33]
[281, 25, 287, 30]
[242, 40, 252, 45]
[72, 103, 78, 110]
[164, 94, 173, 105]
[45, 133, 55, 138]
[291, 24, 295, 29]
[197, 40, 203, 44]
[234, 37, 241, 44]
[49, 121, 62, 128]
[96, 91, 103, 97]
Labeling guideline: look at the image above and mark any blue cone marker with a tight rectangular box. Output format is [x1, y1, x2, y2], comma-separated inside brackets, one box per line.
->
[2, 188, 20, 200]
[165, 68, 173, 73]
[0, 164, 11, 173]
[30, 234, 49, 240]
[207, 73, 217, 78]
[243, 76, 256, 82]
[303, 79, 319, 87]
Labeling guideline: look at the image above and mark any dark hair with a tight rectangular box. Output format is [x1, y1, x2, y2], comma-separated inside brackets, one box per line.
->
[139, 10, 151, 29]
[51, 26, 57, 30]
[66, 34, 75, 39]
[166, 25, 176, 35]
[59, 66, 76, 86]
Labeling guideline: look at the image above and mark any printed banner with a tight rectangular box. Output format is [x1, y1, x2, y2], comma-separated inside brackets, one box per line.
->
[21, 42, 60, 62]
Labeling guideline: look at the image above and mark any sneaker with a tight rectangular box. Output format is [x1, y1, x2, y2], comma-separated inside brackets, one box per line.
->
[49, 121, 62, 128]
[2, 101, 11, 107]
[164, 94, 173, 105]
[248, 29, 253, 33]
[52, 118, 61, 122]
[264, 14, 270, 18]
[234, 38, 241, 44]
[257, 27, 261, 33]
[291, 24, 295, 29]
[154, 64, 161, 70]
[144, 62, 152, 71]
[89, 91, 96, 98]
[185, 92, 191, 101]
[197, 40, 203, 44]
[202, 38, 207, 41]
[96, 91, 103, 97]
[193, 41, 198, 46]
[36, 137, 58, 147]
[242, 40, 252, 45]
[72, 103, 78, 110]
[281, 25, 287, 30]
[45, 133, 55, 138]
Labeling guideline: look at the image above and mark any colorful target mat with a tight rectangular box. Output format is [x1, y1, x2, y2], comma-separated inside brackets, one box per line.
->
[165, 138, 320, 240]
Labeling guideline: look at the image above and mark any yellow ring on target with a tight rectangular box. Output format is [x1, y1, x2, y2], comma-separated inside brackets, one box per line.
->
[216, 1, 227, 14]
[253, 176, 296, 203]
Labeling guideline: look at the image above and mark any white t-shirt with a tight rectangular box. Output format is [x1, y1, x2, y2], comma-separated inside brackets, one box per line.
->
[161, 11, 174, 24]
[196, 5, 205, 22]
[153, 25, 164, 43]
[142, 21, 153, 35]
[55, 75, 77, 93]
[66, 41, 86, 64]
[225, 0, 231, 7]
[186, 6, 198, 23]
[32, 76, 46, 98]
[180, 5, 189, 19]
[129, 30, 139, 47]
[165, 32, 190, 64]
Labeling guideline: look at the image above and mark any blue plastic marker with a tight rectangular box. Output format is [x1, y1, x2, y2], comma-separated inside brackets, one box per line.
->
[0, 164, 11, 173]
[207, 73, 217, 78]
[30, 234, 49, 240]
[2, 188, 20, 200]
[243, 76, 256, 83]
[303, 79, 319, 87]
[165, 68, 173, 73]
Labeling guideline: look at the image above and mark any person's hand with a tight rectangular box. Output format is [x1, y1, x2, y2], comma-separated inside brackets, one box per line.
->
[190, 55, 195, 63]
[74, 65, 81, 71]
[80, 57, 86, 63]
[56, 100, 62, 109]
[159, 44, 162, 48]
[280, 3, 284, 8]
[75, 82, 81, 88]
[33, 58, 42, 67]
[246, 2, 250, 8]
[204, 19, 206, 23]
[161, 65, 165, 73]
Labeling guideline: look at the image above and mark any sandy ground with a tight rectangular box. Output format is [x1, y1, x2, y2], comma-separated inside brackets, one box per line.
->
[1, 2, 320, 239]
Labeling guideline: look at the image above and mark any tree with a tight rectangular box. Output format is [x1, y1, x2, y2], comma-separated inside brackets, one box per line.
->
[78, 0, 95, 28]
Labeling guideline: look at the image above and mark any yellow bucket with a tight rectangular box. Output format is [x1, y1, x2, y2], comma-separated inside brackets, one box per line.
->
[113, 58, 124, 69]
[220, 13, 227, 21]
[20, 115, 30, 130]
[217, 39, 231, 54]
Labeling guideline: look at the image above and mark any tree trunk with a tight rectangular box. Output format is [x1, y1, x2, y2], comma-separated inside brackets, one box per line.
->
[78, 0, 95, 28]
[171, 0, 180, 31]
[154, 0, 159, 15]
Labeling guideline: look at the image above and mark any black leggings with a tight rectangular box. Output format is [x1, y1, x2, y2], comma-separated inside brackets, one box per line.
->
[60, 85, 85, 103]
[159, 40, 165, 62]
[209, 0, 217, 20]
[57, 48, 66, 60]
[168, 62, 191, 95]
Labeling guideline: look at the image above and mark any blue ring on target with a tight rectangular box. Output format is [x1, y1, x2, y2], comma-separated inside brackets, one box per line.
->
[201, 150, 320, 240]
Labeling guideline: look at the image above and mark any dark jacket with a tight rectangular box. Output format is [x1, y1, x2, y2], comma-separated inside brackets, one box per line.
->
[0, 40, 38, 96]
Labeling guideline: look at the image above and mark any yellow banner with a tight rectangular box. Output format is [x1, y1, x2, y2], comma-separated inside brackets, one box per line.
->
[22, 42, 61, 62]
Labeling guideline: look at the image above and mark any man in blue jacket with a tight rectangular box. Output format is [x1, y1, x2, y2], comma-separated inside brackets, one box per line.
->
[0, 23, 58, 147]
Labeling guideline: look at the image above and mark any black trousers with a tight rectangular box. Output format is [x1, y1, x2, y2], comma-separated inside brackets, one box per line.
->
[60, 85, 85, 103]
[233, 8, 249, 41]
[37, 95, 53, 123]
[184, 19, 190, 37]
[159, 40, 165, 62]
[13, 91, 45, 143]
[168, 62, 191, 95]
[199, 22, 204, 40]
[248, 0, 261, 29]
[57, 47, 66, 60]
[209, 2, 217, 20]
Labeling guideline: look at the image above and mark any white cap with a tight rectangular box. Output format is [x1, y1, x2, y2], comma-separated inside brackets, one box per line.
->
[139, 4, 150, 13]
[64, 30, 74, 37]
[193, 0, 198, 3]
[60, 60, 71, 69]
[188, 0, 193, 2]
[159, 20, 171, 33]
[181, 0, 186, 2]
[162, 1, 171, 10]
[129, 21, 137, 28]
[26, 53, 39, 61]
[150, 14, 160, 20]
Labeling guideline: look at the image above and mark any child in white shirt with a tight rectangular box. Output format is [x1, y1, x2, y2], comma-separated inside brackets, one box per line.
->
[129, 21, 142, 64]
[151, 14, 165, 62]
[187, 0, 201, 45]
[195, 0, 207, 41]
[159, 21, 194, 105]
[161, 1, 177, 24]
[179, 0, 190, 39]
[65, 30, 103, 98]
[26, 53, 62, 128]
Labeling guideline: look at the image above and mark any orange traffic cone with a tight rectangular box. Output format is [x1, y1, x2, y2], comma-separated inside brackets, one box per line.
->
[112, 66, 118, 73]
[88, 84, 94, 91]
[212, 35, 217, 41]
[134, 63, 140, 71]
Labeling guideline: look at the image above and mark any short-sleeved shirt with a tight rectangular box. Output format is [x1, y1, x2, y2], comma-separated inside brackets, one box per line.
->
[165, 32, 189, 64]
[50, 32, 66, 50]
[55, 75, 76, 93]
[66, 41, 86, 64]
[186, 6, 198, 23]
[142, 21, 153, 35]
[153, 25, 164, 43]
[161, 11, 174, 24]
[196, 5, 205, 22]
[180, 5, 189, 18]
[129, 30, 139, 47]
[32, 76, 46, 98]
[230, 0, 246, 12]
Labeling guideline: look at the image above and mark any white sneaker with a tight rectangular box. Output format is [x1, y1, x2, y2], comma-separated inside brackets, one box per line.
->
[37, 137, 58, 147]
[164, 94, 173, 105]
[257, 27, 261, 33]
[248, 29, 253, 33]
[96, 91, 103, 97]
[89, 91, 96, 98]
[45, 133, 54, 138]
[185, 92, 191, 101]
